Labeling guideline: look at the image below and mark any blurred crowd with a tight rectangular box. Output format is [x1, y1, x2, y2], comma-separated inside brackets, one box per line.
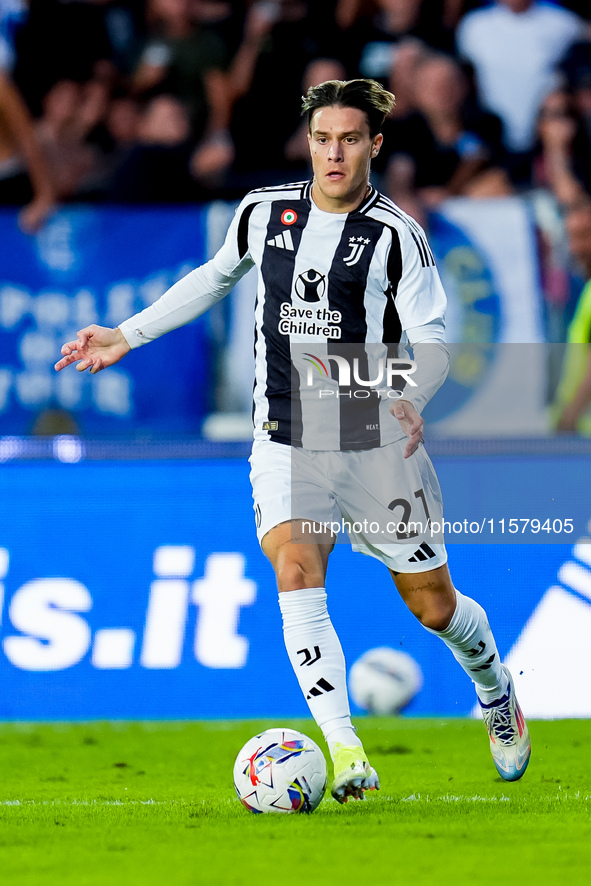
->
[0, 0, 590, 231]
[1, 1, 591, 433]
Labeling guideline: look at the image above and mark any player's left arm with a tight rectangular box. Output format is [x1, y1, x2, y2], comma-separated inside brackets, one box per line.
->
[387, 222, 450, 456]
[390, 398, 424, 459]
[390, 337, 449, 459]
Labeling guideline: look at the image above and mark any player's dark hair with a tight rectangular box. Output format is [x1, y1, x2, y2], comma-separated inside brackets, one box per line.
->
[302, 79, 396, 138]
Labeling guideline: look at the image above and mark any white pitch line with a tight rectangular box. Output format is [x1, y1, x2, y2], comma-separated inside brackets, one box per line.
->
[398, 793, 591, 803]
[0, 797, 239, 807]
[1, 794, 589, 808]
[0, 799, 179, 806]
[402, 794, 511, 803]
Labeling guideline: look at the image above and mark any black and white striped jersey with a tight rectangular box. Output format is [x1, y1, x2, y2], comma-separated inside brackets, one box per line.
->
[119, 180, 447, 450]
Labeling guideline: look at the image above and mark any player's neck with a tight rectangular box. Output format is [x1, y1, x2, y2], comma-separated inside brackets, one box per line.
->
[310, 181, 371, 214]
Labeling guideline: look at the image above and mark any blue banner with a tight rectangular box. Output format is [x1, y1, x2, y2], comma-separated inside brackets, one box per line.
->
[424, 199, 547, 434]
[1, 453, 589, 720]
[0, 207, 211, 434]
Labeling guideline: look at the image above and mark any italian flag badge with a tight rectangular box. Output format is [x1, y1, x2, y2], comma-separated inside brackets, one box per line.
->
[281, 209, 297, 225]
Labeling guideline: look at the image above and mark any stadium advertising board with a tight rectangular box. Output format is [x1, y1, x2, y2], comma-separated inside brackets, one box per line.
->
[1, 454, 589, 721]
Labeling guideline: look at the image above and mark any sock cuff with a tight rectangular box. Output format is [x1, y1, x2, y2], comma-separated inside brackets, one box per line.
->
[424, 588, 483, 640]
[278, 587, 327, 626]
[278, 586, 326, 607]
[322, 717, 357, 738]
[438, 588, 467, 639]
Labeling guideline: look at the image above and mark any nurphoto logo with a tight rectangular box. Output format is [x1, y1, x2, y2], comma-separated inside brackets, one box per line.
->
[303, 353, 417, 390]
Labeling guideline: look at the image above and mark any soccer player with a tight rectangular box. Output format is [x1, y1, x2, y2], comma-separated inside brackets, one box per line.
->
[55, 79, 531, 802]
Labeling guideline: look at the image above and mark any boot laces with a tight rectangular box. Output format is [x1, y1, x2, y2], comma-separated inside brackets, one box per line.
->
[483, 697, 516, 746]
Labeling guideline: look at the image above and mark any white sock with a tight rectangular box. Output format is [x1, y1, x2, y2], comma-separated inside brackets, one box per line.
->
[425, 589, 508, 701]
[278, 587, 359, 753]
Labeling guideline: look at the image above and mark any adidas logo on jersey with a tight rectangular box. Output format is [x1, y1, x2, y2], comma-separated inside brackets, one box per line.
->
[267, 230, 294, 250]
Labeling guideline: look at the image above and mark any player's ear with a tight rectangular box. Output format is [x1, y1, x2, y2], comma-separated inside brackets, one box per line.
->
[371, 133, 383, 159]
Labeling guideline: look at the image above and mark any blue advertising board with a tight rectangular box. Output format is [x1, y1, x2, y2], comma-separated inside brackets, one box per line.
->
[0, 207, 211, 434]
[1, 451, 590, 721]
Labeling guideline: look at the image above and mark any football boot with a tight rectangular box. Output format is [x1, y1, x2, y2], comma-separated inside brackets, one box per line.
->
[477, 665, 531, 781]
[330, 743, 380, 803]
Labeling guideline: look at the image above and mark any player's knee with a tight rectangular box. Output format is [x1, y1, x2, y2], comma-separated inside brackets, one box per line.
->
[275, 558, 323, 592]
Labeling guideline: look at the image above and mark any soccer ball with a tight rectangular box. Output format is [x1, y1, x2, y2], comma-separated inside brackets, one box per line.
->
[233, 728, 327, 814]
[349, 647, 423, 715]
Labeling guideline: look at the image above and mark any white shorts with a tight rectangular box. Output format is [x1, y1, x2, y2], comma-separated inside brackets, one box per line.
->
[248, 438, 447, 574]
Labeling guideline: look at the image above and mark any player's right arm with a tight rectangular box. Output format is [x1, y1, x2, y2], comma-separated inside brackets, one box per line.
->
[55, 325, 131, 374]
[54, 196, 257, 373]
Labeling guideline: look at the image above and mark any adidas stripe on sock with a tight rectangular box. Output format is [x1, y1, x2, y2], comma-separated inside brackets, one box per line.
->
[426, 589, 508, 699]
[278, 587, 358, 751]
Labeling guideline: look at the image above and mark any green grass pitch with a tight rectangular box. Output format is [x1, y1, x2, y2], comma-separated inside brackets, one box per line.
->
[0, 718, 589, 885]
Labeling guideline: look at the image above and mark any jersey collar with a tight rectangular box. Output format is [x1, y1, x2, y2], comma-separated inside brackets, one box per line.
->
[304, 180, 380, 215]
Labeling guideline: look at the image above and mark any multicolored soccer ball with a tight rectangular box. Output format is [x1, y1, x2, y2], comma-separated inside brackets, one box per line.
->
[349, 647, 423, 715]
[233, 728, 327, 814]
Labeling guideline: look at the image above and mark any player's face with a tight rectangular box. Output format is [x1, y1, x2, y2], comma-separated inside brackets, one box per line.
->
[308, 106, 382, 213]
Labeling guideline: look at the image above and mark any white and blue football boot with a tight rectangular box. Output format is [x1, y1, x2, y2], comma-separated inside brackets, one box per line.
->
[477, 665, 531, 781]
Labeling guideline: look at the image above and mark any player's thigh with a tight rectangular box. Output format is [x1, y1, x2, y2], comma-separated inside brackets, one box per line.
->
[249, 440, 340, 541]
[249, 441, 338, 590]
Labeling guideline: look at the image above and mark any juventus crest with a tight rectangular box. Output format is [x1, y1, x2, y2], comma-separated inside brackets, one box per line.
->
[344, 235, 371, 266]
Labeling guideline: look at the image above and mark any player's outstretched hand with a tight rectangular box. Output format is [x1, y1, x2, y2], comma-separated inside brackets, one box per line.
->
[390, 399, 424, 459]
[54, 325, 131, 374]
